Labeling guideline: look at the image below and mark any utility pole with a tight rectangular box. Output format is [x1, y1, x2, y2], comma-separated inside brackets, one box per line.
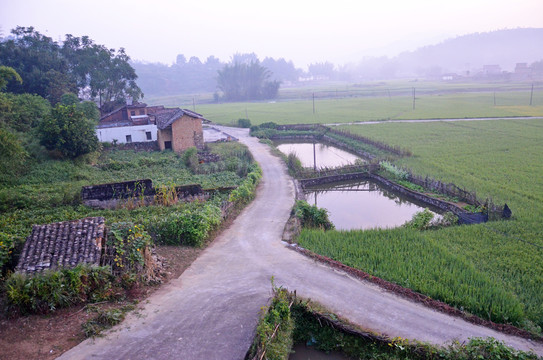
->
[312, 92, 315, 114]
[192, 97, 196, 111]
[412, 87, 416, 110]
[530, 83, 534, 106]
[313, 141, 317, 171]
[494, 92, 496, 106]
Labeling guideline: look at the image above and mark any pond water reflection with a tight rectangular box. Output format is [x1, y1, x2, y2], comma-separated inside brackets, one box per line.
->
[305, 180, 440, 230]
[275, 141, 361, 168]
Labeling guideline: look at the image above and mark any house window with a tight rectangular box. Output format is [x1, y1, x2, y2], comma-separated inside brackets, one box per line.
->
[146, 131, 152, 140]
[130, 111, 136, 116]
[126, 135, 132, 143]
[164, 141, 172, 150]
[139, 109, 145, 115]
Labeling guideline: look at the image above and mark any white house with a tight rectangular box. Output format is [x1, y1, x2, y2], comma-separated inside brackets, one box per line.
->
[96, 123, 157, 144]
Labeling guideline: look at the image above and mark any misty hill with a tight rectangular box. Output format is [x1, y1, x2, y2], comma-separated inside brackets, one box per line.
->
[353, 28, 543, 79]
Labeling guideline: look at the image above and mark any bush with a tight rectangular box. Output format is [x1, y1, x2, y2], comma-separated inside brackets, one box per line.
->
[4, 265, 115, 314]
[228, 163, 262, 205]
[236, 118, 251, 128]
[286, 153, 303, 175]
[150, 203, 222, 247]
[107, 222, 153, 274]
[182, 146, 199, 173]
[403, 208, 434, 230]
[38, 104, 99, 158]
[0, 232, 15, 270]
[294, 200, 334, 230]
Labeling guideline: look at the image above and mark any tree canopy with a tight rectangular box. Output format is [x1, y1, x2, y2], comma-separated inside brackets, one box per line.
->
[217, 59, 280, 101]
[38, 104, 99, 158]
[0, 26, 142, 109]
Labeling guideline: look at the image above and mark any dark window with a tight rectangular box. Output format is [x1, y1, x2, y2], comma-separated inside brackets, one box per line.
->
[126, 135, 132, 143]
[146, 131, 152, 140]
[164, 141, 172, 150]
[130, 111, 136, 116]
[139, 109, 145, 115]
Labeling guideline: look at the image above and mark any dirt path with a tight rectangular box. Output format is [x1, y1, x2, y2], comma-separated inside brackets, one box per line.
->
[57, 127, 543, 359]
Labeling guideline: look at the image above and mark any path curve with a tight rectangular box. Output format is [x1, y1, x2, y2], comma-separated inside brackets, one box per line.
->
[58, 127, 543, 359]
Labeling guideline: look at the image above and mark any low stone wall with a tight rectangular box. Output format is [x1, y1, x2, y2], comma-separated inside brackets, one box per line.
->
[81, 179, 154, 201]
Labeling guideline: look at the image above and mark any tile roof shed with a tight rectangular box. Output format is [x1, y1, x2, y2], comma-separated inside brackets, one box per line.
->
[16, 217, 106, 275]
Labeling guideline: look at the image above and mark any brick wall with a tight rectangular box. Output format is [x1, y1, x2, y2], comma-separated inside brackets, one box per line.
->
[171, 115, 204, 152]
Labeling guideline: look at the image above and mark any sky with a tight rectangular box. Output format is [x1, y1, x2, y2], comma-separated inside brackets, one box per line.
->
[1, 0, 542, 69]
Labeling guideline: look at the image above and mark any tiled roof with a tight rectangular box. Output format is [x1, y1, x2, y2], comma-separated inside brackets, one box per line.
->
[157, 108, 208, 130]
[16, 217, 106, 274]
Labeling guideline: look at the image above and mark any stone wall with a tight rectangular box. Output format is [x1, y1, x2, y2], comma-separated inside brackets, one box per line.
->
[81, 179, 154, 201]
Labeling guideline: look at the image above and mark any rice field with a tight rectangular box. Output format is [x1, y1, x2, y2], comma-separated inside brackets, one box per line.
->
[299, 119, 543, 330]
[147, 81, 543, 126]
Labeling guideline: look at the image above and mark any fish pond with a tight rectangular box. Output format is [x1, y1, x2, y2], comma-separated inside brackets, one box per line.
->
[275, 140, 362, 168]
[305, 180, 441, 230]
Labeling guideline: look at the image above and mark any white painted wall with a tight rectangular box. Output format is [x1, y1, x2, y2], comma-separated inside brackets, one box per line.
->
[96, 124, 157, 143]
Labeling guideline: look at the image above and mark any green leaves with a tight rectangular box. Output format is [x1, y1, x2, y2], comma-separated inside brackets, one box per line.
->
[38, 104, 99, 158]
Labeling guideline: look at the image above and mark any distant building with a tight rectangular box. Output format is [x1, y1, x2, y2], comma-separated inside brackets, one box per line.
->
[483, 64, 502, 75]
[96, 104, 207, 152]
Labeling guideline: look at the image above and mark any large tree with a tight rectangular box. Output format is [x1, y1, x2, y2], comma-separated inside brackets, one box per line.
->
[217, 59, 280, 101]
[0, 26, 142, 109]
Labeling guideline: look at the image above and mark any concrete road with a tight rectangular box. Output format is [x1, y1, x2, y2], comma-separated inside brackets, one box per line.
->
[58, 127, 543, 359]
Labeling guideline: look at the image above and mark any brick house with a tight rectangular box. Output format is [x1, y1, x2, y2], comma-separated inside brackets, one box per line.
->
[156, 108, 205, 152]
[96, 104, 207, 150]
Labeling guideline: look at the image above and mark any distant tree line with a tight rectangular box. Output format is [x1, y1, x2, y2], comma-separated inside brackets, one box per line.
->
[0, 26, 142, 113]
[132, 52, 304, 99]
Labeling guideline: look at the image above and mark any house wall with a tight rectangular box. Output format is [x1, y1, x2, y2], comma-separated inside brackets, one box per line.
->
[96, 124, 157, 143]
[171, 115, 204, 152]
[157, 128, 173, 150]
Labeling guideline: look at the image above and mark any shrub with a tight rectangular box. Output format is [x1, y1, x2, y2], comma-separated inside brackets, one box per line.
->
[38, 104, 99, 158]
[4, 265, 115, 314]
[182, 146, 199, 173]
[380, 160, 409, 181]
[0, 232, 15, 270]
[228, 164, 262, 205]
[294, 200, 334, 230]
[236, 118, 251, 128]
[404, 208, 434, 230]
[106, 222, 153, 274]
[150, 203, 222, 247]
[286, 153, 303, 175]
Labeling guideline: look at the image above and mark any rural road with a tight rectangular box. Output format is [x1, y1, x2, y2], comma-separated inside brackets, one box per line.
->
[58, 126, 543, 359]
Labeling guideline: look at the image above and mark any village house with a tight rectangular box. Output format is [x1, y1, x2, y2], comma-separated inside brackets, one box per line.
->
[95, 103, 207, 152]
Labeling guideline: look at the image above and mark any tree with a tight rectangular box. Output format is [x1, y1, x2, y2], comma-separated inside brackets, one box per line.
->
[39, 104, 99, 158]
[0, 66, 22, 91]
[0, 27, 142, 108]
[217, 59, 280, 101]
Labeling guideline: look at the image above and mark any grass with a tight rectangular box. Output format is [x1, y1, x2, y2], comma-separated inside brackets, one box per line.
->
[298, 119, 543, 330]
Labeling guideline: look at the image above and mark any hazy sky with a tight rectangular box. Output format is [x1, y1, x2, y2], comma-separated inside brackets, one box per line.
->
[1, 0, 542, 69]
